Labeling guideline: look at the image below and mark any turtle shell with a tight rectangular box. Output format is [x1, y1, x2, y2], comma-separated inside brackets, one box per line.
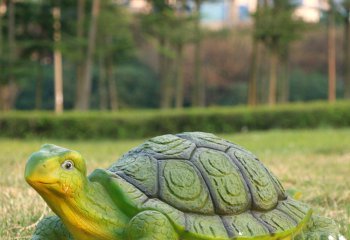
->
[108, 132, 311, 239]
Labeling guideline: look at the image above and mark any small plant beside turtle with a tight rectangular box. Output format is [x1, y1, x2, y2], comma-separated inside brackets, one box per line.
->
[25, 132, 345, 240]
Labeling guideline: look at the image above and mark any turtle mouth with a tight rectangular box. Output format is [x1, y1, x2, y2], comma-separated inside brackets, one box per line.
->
[37, 181, 58, 185]
[27, 180, 59, 186]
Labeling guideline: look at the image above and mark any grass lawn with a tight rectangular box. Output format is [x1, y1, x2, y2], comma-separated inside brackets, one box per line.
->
[1, 128, 349, 239]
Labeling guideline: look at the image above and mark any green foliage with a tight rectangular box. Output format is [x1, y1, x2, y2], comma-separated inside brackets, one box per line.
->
[253, 0, 306, 55]
[140, 0, 195, 59]
[207, 82, 248, 106]
[116, 62, 160, 108]
[1, 101, 350, 139]
[0, 1, 54, 85]
[96, 1, 134, 63]
[289, 70, 344, 101]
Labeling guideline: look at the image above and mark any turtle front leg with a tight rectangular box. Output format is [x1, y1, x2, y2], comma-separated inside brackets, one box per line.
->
[32, 215, 73, 240]
[295, 215, 345, 240]
[126, 210, 178, 240]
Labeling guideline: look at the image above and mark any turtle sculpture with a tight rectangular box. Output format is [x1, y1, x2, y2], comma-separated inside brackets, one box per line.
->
[25, 132, 343, 240]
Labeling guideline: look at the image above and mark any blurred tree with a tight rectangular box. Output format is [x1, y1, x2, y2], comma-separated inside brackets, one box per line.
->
[327, 0, 336, 102]
[253, 0, 305, 106]
[289, 69, 343, 101]
[74, 0, 86, 109]
[35, 64, 44, 110]
[52, 6, 63, 114]
[248, 41, 261, 106]
[141, 0, 194, 109]
[191, 0, 221, 107]
[98, 53, 107, 110]
[198, 31, 251, 106]
[2, 0, 348, 111]
[75, 0, 100, 110]
[0, 0, 3, 56]
[0, 0, 4, 104]
[0, 0, 18, 111]
[278, 51, 290, 103]
[20, 1, 55, 110]
[192, 0, 204, 107]
[342, 0, 350, 98]
[248, 0, 261, 106]
[174, 42, 184, 108]
[116, 62, 160, 108]
[141, 0, 172, 108]
[170, 2, 194, 108]
[95, 0, 134, 111]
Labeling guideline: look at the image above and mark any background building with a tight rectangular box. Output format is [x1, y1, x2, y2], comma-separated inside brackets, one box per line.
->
[200, 0, 328, 29]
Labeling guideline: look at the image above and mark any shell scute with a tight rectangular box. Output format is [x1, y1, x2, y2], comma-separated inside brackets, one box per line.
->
[141, 198, 186, 229]
[228, 149, 278, 211]
[222, 212, 269, 237]
[137, 134, 195, 159]
[159, 160, 214, 214]
[109, 154, 158, 197]
[276, 198, 311, 222]
[177, 132, 232, 152]
[192, 148, 250, 214]
[263, 166, 288, 200]
[185, 214, 229, 238]
[108, 173, 148, 206]
[255, 209, 297, 232]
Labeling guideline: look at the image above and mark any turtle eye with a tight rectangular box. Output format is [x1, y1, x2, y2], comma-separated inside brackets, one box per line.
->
[61, 160, 74, 170]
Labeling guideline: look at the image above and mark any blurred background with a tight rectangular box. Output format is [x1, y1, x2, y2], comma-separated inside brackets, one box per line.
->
[0, 0, 349, 111]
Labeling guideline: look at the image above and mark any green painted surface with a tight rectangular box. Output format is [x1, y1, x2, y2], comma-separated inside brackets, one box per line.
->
[230, 150, 278, 211]
[193, 149, 250, 214]
[185, 214, 229, 239]
[138, 134, 195, 159]
[223, 212, 269, 237]
[109, 154, 158, 196]
[159, 160, 214, 214]
[141, 198, 186, 230]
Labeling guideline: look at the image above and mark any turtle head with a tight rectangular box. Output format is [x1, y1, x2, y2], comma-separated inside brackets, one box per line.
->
[25, 144, 87, 198]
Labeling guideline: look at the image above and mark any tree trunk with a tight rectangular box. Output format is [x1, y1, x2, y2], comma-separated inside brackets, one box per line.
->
[0, 0, 3, 100]
[248, 40, 260, 106]
[159, 38, 173, 109]
[1, 0, 17, 111]
[107, 57, 118, 111]
[193, 0, 204, 107]
[175, 43, 184, 108]
[259, 47, 269, 103]
[0, 83, 17, 110]
[35, 65, 43, 109]
[8, 0, 15, 76]
[268, 51, 278, 106]
[163, 54, 174, 108]
[159, 38, 166, 108]
[75, 0, 86, 109]
[248, 0, 261, 106]
[76, 0, 100, 110]
[328, 2, 336, 102]
[344, 8, 350, 98]
[0, 0, 3, 56]
[279, 55, 289, 103]
[53, 7, 64, 114]
[98, 54, 108, 110]
[53, 49, 63, 113]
